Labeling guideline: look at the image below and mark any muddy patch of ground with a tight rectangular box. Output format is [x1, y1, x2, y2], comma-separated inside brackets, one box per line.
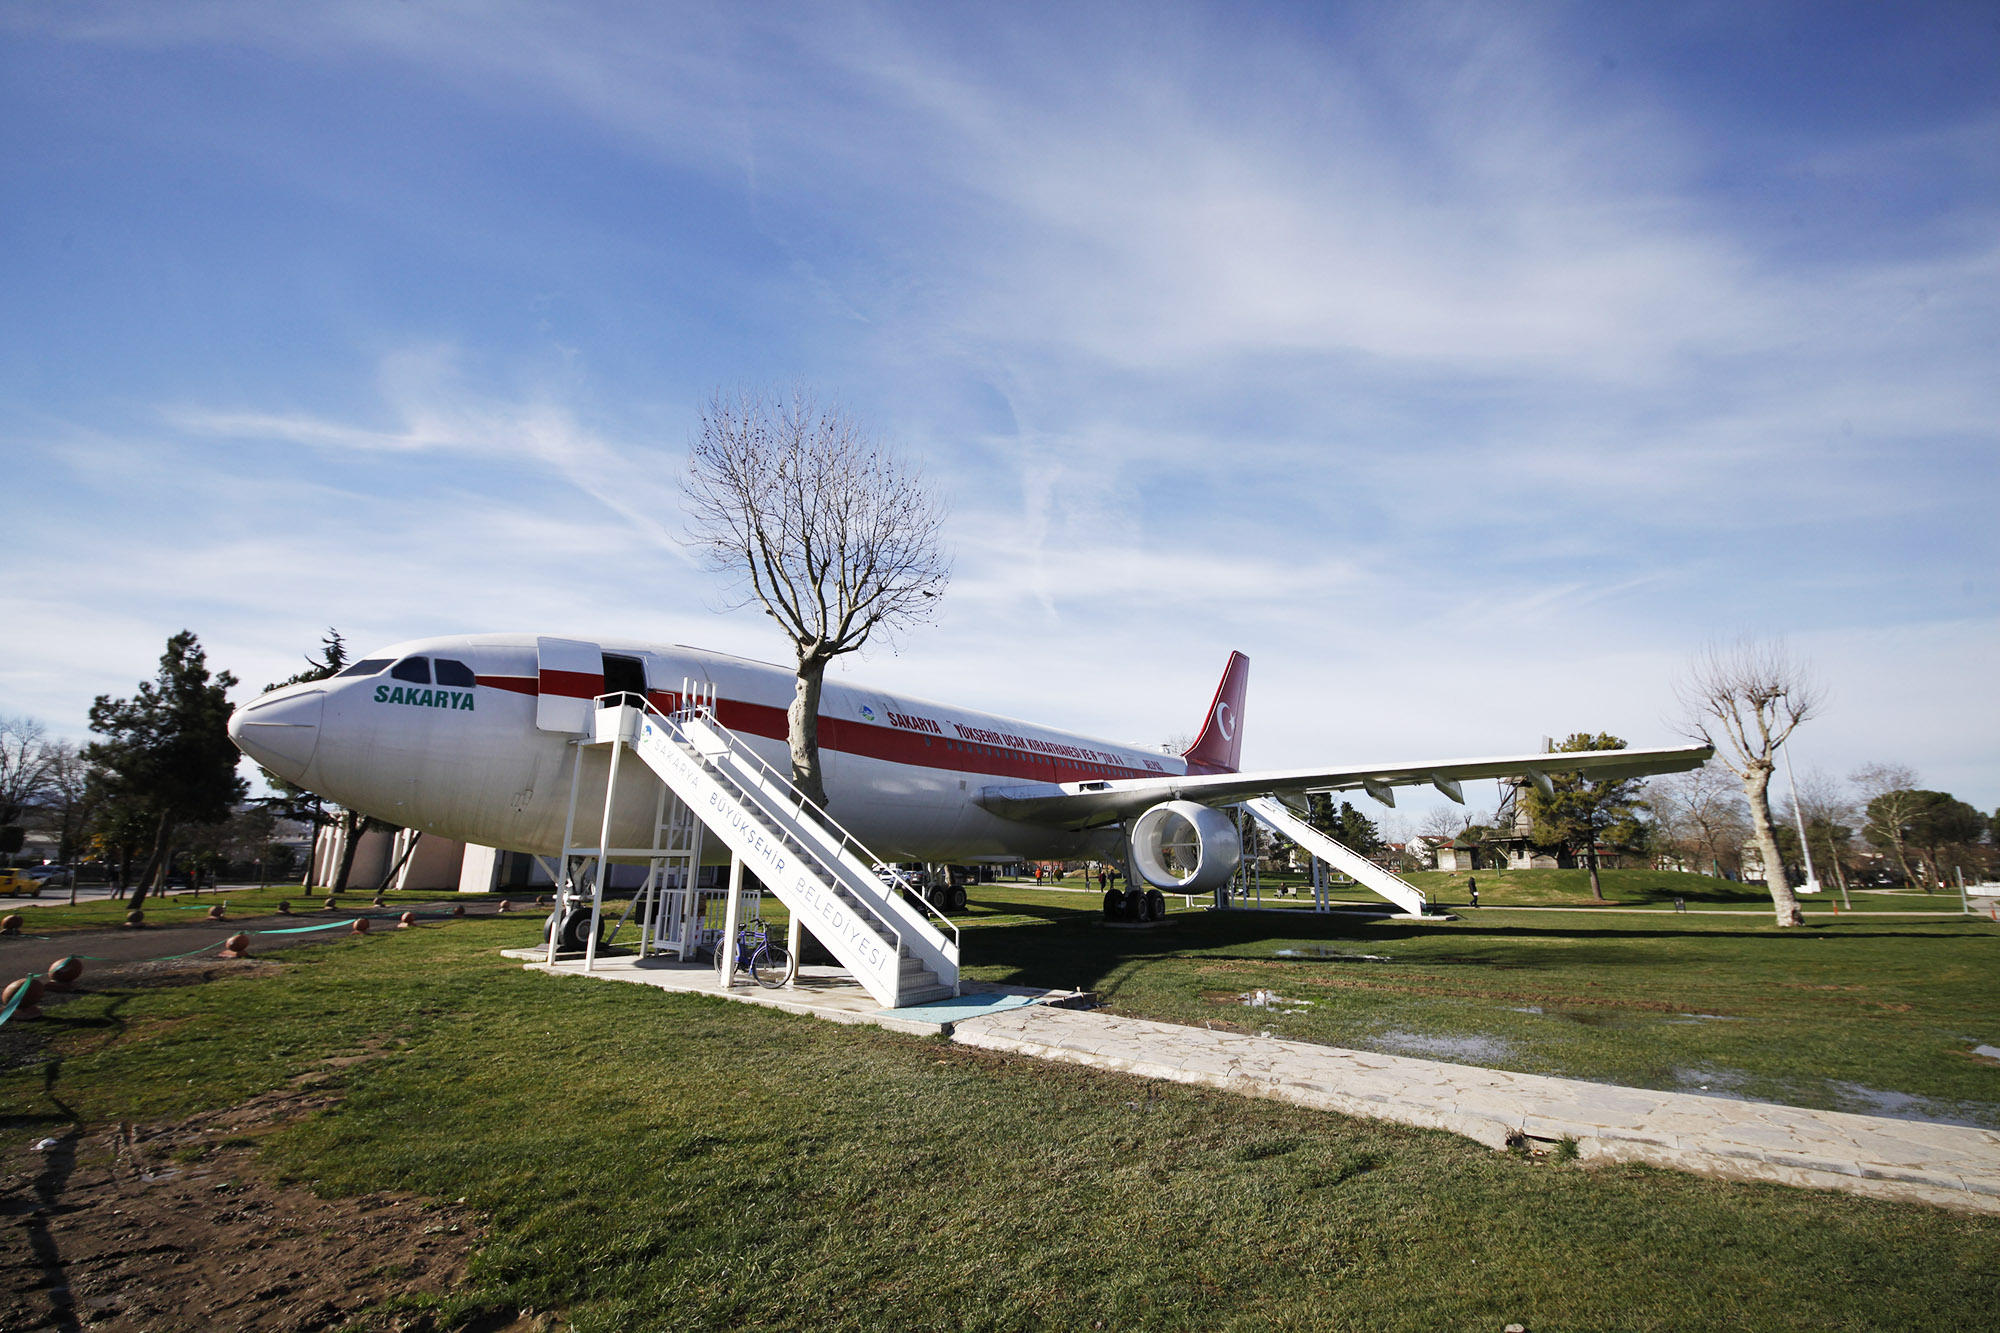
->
[0, 1084, 512, 1332]
[0, 960, 529, 1332]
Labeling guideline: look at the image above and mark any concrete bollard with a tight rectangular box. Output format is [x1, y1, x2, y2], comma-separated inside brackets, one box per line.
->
[217, 932, 252, 959]
[0, 914, 20, 937]
[371, 896, 386, 908]
[125, 909, 145, 928]
[398, 911, 417, 929]
[496, 900, 512, 914]
[323, 897, 339, 910]
[206, 904, 226, 920]
[276, 900, 292, 915]
[351, 917, 371, 936]
[46, 956, 84, 991]
[451, 905, 465, 917]
[4, 975, 46, 1018]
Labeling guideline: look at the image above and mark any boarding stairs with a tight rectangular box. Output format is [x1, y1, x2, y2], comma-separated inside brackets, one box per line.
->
[1240, 796, 1430, 917]
[552, 692, 958, 1008]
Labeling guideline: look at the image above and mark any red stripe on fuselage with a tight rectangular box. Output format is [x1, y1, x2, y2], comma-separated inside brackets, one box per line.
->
[473, 673, 1167, 785]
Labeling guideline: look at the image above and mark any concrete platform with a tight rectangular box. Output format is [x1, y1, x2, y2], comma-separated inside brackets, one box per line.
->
[506, 949, 2000, 1214]
[502, 948, 1051, 1036]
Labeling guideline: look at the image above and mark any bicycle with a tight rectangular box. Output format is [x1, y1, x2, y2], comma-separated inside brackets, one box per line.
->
[717, 917, 796, 988]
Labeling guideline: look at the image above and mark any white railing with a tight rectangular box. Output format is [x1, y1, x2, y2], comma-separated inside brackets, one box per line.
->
[669, 703, 960, 959]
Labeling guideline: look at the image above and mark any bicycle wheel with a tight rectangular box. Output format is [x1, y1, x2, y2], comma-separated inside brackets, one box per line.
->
[751, 940, 795, 988]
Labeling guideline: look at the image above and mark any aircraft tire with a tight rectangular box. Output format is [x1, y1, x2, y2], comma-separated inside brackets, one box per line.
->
[948, 885, 968, 913]
[547, 906, 597, 954]
[1102, 888, 1125, 919]
[1123, 888, 1147, 920]
[1145, 889, 1167, 921]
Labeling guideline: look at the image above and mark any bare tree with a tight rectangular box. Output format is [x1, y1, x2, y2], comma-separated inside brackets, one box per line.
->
[684, 388, 950, 808]
[1780, 765, 1855, 895]
[0, 717, 59, 864]
[1675, 640, 1822, 926]
[1852, 763, 1924, 890]
[1647, 761, 1750, 878]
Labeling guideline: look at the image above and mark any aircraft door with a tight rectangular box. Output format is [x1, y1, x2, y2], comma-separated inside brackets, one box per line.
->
[536, 637, 601, 733]
[601, 653, 647, 707]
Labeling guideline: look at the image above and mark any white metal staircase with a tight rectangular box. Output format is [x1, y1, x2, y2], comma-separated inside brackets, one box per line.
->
[1241, 796, 1431, 917]
[552, 694, 958, 1008]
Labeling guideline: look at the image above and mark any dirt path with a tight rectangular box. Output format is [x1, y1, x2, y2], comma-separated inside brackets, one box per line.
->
[0, 930, 541, 1331]
[0, 1082, 504, 1331]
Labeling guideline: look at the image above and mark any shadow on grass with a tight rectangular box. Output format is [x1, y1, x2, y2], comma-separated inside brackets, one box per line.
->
[962, 904, 1995, 993]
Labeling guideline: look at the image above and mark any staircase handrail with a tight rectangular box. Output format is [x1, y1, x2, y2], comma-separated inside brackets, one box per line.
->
[653, 698, 960, 956]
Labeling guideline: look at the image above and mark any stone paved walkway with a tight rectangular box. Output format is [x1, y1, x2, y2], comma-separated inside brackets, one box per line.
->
[951, 1005, 2000, 1214]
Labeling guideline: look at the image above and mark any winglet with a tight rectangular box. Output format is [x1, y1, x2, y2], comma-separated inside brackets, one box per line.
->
[1181, 651, 1249, 775]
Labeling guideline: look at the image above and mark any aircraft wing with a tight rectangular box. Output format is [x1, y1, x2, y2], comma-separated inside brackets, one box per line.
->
[974, 743, 1714, 831]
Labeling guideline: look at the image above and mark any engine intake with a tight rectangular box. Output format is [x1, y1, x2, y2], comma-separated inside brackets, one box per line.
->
[1130, 800, 1241, 893]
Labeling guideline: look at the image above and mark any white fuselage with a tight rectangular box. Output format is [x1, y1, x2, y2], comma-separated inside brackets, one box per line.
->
[231, 633, 1187, 865]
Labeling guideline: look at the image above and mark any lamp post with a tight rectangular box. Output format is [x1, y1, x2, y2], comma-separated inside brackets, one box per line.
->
[1779, 741, 1844, 908]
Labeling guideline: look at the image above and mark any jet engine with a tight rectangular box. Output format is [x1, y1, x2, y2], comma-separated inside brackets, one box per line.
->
[1129, 800, 1241, 893]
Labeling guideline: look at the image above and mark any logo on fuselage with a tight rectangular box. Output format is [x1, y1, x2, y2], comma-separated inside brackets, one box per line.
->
[373, 684, 476, 712]
[1215, 700, 1235, 740]
[859, 705, 876, 721]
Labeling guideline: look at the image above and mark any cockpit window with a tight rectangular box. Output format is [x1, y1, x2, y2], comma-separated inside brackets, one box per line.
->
[434, 658, 476, 688]
[389, 657, 431, 685]
[337, 658, 393, 678]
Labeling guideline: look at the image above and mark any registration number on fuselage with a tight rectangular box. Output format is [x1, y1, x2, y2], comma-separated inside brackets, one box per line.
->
[373, 685, 476, 711]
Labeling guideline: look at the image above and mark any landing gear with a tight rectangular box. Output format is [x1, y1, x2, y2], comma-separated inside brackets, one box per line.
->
[545, 904, 600, 954]
[1100, 886, 1170, 922]
[947, 884, 969, 913]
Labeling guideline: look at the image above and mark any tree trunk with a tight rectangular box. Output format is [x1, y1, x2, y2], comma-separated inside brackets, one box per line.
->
[128, 814, 174, 914]
[332, 810, 364, 893]
[789, 652, 831, 810]
[1823, 828, 1849, 895]
[1742, 763, 1803, 926]
[1585, 840, 1603, 900]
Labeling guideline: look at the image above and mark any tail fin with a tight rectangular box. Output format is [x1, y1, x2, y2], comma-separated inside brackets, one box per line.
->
[1181, 651, 1249, 775]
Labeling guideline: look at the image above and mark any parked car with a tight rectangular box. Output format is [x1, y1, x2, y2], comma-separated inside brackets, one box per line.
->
[0, 869, 41, 897]
[24, 865, 72, 887]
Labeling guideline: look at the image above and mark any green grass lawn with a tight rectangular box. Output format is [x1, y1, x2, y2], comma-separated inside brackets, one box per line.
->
[961, 882, 2000, 1125]
[4, 917, 1996, 1331]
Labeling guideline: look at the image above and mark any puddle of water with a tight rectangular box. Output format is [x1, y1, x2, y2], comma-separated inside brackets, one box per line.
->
[1663, 1013, 1748, 1025]
[1374, 1030, 1514, 1062]
[1827, 1081, 2000, 1129]
[1240, 990, 1315, 1012]
[1273, 947, 1392, 962]
[1673, 1066, 1753, 1097]
[1972, 1044, 2000, 1063]
[1509, 1005, 1639, 1028]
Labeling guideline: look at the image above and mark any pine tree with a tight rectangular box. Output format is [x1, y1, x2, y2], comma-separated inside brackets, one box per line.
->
[1523, 733, 1649, 901]
[87, 632, 246, 916]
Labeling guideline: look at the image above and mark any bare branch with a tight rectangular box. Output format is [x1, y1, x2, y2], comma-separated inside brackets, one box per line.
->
[683, 387, 951, 805]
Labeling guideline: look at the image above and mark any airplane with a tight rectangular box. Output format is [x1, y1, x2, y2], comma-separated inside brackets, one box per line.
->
[228, 632, 1714, 925]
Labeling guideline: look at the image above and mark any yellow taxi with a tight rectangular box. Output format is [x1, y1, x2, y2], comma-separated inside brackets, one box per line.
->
[0, 869, 41, 897]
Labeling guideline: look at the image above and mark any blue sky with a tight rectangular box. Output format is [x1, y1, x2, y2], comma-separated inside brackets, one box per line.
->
[3, 1, 1996, 821]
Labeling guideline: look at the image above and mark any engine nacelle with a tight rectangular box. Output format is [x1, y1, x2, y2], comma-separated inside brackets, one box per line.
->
[1130, 800, 1241, 893]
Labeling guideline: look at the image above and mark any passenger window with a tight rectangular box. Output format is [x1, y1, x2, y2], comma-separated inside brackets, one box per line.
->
[337, 658, 392, 678]
[390, 657, 431, 685]
[434, 659, 475, 688]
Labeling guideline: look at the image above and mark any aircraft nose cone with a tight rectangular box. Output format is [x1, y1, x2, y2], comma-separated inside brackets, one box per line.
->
[229, 687, 325, 784]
